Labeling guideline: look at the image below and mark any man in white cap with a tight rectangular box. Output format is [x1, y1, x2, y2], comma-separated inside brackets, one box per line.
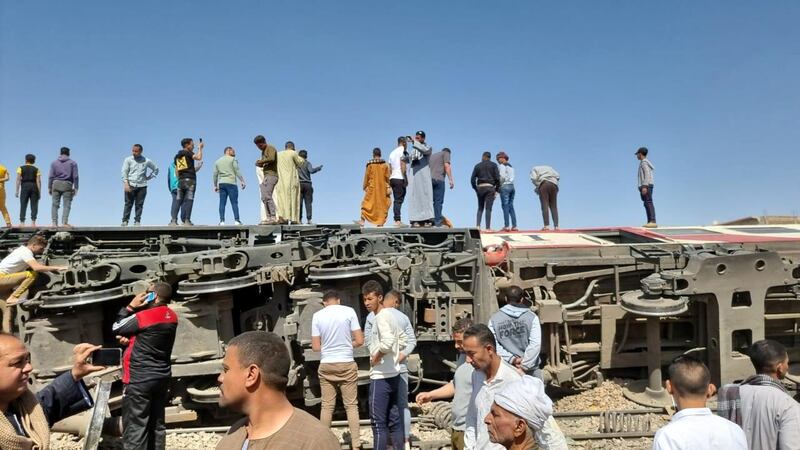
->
[484, 376, 567, 450]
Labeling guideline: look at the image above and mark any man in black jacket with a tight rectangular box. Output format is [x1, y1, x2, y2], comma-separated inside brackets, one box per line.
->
[112, 282, 178, 450]
[0, 332, 103, 449]
[470, 152, 501, 230]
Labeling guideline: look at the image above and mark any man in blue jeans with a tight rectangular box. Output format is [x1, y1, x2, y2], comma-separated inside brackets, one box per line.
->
[362, 280, 407, 450]
[170, 138, 203, 226]
[429, 148, 454, 227]
[636, 147, 657, 228]
[496, 152, 517, 231]
[213, 146, 246, 225]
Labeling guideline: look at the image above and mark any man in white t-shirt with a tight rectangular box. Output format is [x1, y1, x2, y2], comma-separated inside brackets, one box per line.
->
[311, 289, 364, 450]
[653, 355, 747, 450]
[0, 235, 66, 305]
[388, 136, 408, 227]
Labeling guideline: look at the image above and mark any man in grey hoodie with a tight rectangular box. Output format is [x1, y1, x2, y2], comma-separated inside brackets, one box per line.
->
[487, 286, 541, 378]
[636, 147, 656, 228]
[48, 147, 79, 227]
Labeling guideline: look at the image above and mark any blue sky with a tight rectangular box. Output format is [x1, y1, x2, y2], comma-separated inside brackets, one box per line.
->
[2, 1, 798, 228]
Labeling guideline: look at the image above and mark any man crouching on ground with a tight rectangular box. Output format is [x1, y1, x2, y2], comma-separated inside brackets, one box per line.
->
[216, 331, 340, 450]
[0, 332, 103, 449]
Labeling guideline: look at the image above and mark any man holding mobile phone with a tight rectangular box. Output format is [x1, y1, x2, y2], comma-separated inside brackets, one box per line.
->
[111, 282, 178, 450]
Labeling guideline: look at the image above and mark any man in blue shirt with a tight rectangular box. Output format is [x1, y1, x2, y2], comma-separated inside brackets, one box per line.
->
[120, 144, 159, 226]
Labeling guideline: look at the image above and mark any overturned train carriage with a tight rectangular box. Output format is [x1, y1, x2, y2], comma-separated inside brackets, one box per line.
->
[1, 225, 494, 424]
[485, 225, 800, 405]
[2, 223, 800, 425]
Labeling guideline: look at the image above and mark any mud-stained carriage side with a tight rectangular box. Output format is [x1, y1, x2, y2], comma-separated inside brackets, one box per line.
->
[1, 225, 492, 428]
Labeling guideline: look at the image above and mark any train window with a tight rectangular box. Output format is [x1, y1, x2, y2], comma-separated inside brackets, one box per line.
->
[582, 230, 662, 244]
[728, 227, 800, 234]
[650, 228, 721, 236]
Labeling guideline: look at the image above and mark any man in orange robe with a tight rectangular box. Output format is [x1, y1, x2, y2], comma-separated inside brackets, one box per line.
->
[360, 148, 391, 227]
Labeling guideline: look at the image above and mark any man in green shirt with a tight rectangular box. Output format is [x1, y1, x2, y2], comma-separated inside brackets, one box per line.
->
[213, 147, 246, 225]
[254, 135, 278, 224]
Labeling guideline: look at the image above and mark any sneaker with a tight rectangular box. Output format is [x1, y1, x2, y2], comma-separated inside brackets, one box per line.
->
[234, 220, 242, 225]
[643, 222, 658, 228]
[182, 221, 194, 226]
[168, 221, 178, 226]
[133, 222, 141, 227]
[121, 221, 128, 227]
[219, 221, 225, 226]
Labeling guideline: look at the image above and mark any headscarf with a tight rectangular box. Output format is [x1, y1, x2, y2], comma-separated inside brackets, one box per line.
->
[493, 375, 553, 431]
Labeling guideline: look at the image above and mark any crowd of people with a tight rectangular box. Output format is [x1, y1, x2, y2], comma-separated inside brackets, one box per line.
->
[1, 233, 800, 450]
[0, 134, 662, 229]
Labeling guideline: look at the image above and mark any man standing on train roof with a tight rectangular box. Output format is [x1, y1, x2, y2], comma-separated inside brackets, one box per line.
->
[297, 149, 322, 224]
[15, 154, 42, 227]
[170, 137, 203, 226]
[388, 136, 409, 227]
[636, 147, 657, 228]
[120, 144, 159, 227]
[168, 159, 202, 226]
[429, 147, 454, 227]
[471, 151, 500, 231]
[406, 131, 435, 227]
[275, 141, 305, 224]
[488, 285, 542, 378]
[253, 135, 279, 225]
[213, 146, 246, 226]
[49, 146, 79, 227]
[0, 161, 11, 228]
[359, 148, 392, 227]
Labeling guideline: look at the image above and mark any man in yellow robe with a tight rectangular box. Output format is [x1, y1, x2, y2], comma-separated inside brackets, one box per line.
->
[360, 148, 391, 227]
[276, 142, 304, 224]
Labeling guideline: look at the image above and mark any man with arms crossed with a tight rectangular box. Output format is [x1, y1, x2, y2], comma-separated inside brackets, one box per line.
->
[216, 331, 339, 450]
[311, 290, 364, 450]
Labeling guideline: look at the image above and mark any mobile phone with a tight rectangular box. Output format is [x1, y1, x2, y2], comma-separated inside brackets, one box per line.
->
[90, 348, 122, 366]
[199, 138, 203, 143]
[144, 292, 156, 303]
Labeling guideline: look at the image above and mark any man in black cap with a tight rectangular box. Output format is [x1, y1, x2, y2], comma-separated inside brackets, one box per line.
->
[635, 147, 656, 228]
[406, 131, 434, 227]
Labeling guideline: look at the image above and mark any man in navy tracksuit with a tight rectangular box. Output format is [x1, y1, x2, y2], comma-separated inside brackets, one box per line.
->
[487, 285, 542, 378]
[112, 282, 178, 450]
